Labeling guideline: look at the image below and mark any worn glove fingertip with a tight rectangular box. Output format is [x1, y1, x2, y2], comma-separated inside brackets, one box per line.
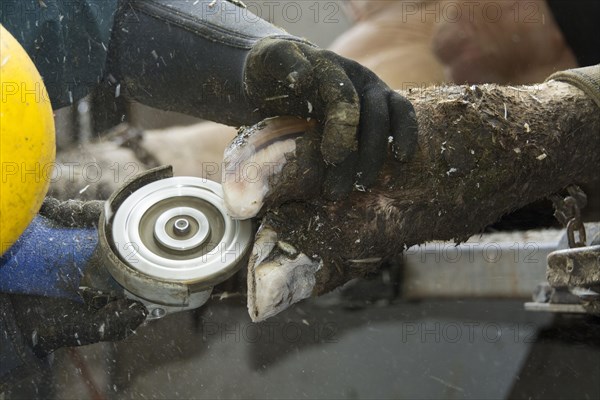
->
[392, 126, 418, 162]
[322, 155, 357, 200]
[390, 94, 418, 162]
[355, 167, 378, 189]
[123, 300, 148, 325]
[321, 121, 358, 164]
[99, 299, 147, 341]
[354, 87, 390, 188]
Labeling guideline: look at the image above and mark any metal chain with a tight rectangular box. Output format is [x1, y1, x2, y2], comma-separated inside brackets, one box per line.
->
[550, 185, 587, 248]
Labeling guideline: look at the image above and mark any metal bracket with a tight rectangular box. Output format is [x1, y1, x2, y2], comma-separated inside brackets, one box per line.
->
[526, 223, 600, 316]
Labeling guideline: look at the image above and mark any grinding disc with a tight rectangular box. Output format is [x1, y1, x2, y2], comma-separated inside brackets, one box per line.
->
[111, 177, 252, 286]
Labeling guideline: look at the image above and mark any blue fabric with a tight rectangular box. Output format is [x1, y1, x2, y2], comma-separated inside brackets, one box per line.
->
[0, 216, 98, 301]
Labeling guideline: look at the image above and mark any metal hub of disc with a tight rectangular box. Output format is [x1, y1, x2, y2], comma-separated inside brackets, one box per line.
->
[111, 177, 252, 285]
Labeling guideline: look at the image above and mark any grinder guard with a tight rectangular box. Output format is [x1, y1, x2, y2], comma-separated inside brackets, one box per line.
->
[97, 165, 252, 319]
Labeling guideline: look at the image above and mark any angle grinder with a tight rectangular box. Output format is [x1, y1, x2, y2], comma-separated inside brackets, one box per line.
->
[94, 165, 252, 319]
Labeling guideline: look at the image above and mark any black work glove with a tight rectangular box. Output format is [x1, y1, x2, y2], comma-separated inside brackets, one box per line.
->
[112, 1, 416, 198]
[245, 37, 418, 198]
[10, 294, 147, 358]
[5, 198, 148, 357]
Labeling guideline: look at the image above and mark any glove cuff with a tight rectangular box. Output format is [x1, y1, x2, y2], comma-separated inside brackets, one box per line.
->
[546, 64, 600, 109]
[0, 294, 50, 391]
[109, 0, 311, 126]
[0, 216, 98, 300]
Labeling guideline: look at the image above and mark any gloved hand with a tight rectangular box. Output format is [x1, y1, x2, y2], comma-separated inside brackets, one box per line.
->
[0, 198, 147, 357]
[111, 0, 417, 199]
[9, 294, 146, 358]
[245, 37, 418, 198]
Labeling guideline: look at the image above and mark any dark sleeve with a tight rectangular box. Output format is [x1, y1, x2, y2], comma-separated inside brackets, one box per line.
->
[547, 0, 600, 67]
[108, 0, 309, 127]
[0, 0, 118, 109]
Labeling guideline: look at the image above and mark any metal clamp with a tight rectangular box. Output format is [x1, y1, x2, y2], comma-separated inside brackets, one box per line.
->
[525, 222, 600, 316]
